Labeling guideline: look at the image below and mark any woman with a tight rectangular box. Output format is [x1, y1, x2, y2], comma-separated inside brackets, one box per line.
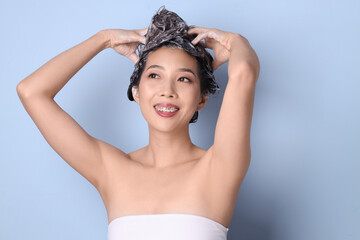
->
[17, 6, 260, 240]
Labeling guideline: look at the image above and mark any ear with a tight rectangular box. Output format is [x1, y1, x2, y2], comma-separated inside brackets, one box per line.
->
[196, 94, 209, 111]
[132, 86, 140, 104]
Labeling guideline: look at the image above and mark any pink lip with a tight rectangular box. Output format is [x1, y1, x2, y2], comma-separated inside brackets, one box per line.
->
[154, 102, 180, 118]
[154, 107, 179, 118]
[154, 102, 180, 109]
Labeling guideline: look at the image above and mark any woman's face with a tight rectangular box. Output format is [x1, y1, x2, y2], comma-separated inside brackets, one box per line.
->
[133, 46, 208, 130]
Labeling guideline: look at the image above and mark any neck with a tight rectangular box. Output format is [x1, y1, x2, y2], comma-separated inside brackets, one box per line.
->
[144, 123, 196, 168]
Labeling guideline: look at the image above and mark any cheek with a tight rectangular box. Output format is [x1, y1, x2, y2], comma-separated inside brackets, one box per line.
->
[139, 82, 155, 100]
[138, 82, 157, 112]
[182, 88, 201, 108]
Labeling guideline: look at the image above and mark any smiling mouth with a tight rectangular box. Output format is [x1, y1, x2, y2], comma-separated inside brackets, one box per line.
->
[154, 105, 179, 113]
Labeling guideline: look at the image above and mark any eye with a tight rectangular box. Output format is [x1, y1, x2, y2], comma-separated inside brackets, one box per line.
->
[179, 77, 192, 83]
[148, 73, 160, 78]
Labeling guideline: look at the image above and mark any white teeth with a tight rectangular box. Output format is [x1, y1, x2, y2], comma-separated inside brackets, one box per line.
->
[155, 106, 179, 113]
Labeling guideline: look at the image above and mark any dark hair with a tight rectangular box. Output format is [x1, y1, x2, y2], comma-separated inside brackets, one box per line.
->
[127, 5, 220, 123]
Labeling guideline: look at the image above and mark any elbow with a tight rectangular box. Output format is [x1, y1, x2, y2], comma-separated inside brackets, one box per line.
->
[16, 82, 25, 96]
[16, 81, 31, 98]
[16, 81, 34, 100]
[16, 82, 29, 104]
[16, 80, 48, 99]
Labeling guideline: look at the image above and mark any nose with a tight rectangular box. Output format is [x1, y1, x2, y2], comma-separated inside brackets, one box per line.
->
[160, 80, 177, 98]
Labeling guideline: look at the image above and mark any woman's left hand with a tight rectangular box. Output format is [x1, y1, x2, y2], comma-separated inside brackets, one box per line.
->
[187, 26, 259, 77]
[187, 26, 232, 71]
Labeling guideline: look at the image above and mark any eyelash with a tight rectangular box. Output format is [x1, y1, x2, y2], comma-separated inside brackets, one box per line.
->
[148, 73, 192, 83]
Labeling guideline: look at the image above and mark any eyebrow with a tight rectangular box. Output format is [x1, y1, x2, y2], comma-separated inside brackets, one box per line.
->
[146, 64, 197, 78]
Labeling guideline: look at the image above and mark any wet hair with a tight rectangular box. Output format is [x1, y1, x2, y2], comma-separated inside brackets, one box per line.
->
[127, 5, 220, 123]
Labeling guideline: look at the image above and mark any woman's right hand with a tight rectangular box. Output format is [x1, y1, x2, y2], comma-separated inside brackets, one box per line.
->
[102, 28, 148, 63]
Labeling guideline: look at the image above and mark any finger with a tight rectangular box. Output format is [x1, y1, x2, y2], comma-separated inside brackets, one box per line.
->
[187, 26, 209, 35]
[129, 33, 146, 44]
[137, 27, 148, 36]
[203, 38, 217, 49]
[137, 28, 148, 44]
[191, 32, 208, 45]
[129, 53, 139, 64]
[187, 25, 196, 33]
[139, 36, 146, 44]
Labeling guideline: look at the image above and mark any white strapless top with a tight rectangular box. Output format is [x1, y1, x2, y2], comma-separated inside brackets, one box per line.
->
[108, 213, 229, 240]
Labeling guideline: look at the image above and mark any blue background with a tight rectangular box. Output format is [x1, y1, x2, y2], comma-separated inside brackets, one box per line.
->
[1, 0, 359, 239]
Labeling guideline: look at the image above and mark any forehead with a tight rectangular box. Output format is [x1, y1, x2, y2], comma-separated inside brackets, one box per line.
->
[145, 46, 198, 70]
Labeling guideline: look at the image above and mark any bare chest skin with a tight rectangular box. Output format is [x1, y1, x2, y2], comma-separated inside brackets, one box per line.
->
[98, 146, 240, 229]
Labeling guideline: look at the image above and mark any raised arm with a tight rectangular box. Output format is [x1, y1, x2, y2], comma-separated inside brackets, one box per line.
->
[188, 27, 260, 184]
[16, 28, 147, 190]
[16, 31, 110, 189]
